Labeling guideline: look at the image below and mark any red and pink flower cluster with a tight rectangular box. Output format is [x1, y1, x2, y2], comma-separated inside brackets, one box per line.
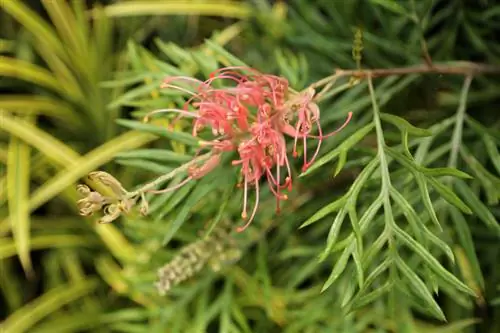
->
[147, 67, 352, 231]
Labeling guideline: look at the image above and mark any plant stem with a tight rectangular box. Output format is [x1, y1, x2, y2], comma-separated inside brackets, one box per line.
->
[127, 153, 211, 197]
[310, 61, 499, 90]
[409, 0, 433, 67]
[367, 75, 399, 319]
[448, 76, 473, 171]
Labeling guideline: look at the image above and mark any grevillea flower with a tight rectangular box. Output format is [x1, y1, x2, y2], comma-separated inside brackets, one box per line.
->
[144, 67, 352, 231]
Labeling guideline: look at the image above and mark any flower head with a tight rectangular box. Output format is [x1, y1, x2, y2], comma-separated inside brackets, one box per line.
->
[140, 67, 352, 231]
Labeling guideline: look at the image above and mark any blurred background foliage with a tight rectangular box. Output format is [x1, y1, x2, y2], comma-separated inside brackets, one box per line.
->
[0, 0, 499, 332]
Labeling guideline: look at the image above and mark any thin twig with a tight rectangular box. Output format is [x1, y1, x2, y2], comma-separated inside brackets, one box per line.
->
[127, 153, 211, 197]
[409, 0, 433, 67]
[310, 62, 500, 90]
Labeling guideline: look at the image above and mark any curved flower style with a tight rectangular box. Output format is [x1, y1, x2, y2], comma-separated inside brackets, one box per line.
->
[145, 67, 352, 231]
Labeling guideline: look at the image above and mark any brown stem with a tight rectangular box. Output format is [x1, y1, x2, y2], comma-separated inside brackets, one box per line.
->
[310, 61, 500, 90]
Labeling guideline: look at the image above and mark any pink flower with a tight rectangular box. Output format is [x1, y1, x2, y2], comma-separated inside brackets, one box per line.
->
[144, 67, 352, 232]
[278, 88, 353, 171]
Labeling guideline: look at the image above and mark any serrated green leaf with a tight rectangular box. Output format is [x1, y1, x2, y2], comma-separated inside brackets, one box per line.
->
[390, 188, 454, 263]
[427, 177, 472, 214]
[394, 225, 475, 296]
[380, 113, 433, 137]
[334, 194, 384, 254]
[396, 257, 446, 321]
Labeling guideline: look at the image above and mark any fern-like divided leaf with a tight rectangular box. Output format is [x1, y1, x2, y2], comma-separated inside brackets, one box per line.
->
[304, 76, 482, 321]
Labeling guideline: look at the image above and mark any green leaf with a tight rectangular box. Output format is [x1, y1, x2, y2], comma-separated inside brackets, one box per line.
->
[319, 208, 347, 261]
[386, 146, 472, 180]
[204, 184, 234, 237]
[204, 39, 249, 68]
[454, 180, 500, 235]
[421, 167, 473, 179]
[0, 56, 72, 97]
[42, 0, 87, 59]
[380, 113, 433, 137]
[116, 119, 199, 146]
[0, 111, 80, 167]
[0, 0, 67, 61]
[427, 177, 472, 214]
[155, 178, 196, 221]
[394, 225, 475, 296]
[460, 146, 500, 205]
[351, 281, 393, 310]
[1, 279, 99, 332]
[414, 319, 480, 333]
[162, 178, 215, 245]
[0, 234, 97, 260]
[299, 196, 346, 228]
[334, 149, 348, 177]
[116, 159, 173, 174]
[301, 123, 374, 176]
[416, 174, 442, 230]
[6, 125, 33, 274]
[390, 188, 454, 263]
[1, 123, 151, 262]
[483, 134, 500, 175]
[0, 95, 80, 126]
[369, 0, 410, 16]
[107, 81, 165, 109]
[363, 258, 392, 289]
[153, 40, 196, 69]
[396, 257, 446, 321]
[115, 149, 192, 163]
[348, 207, 364, 288]
[321, 245, 351, 292]
[449, 208, 485, 290]
[101, 1, 252, 19]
